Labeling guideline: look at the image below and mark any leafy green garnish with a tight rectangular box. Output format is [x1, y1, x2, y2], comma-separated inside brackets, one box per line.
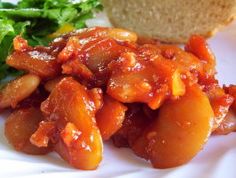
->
[0, 18, 30, 80]
[0, 0, 102, 82]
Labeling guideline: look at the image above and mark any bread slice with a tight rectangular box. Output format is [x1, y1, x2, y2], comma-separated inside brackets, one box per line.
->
[102, 0, 236, 43]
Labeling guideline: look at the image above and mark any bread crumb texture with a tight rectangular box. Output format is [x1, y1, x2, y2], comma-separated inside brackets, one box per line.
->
[102, 0, 236, 43]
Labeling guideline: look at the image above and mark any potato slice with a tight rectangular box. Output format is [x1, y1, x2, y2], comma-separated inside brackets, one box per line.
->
[96, 95, 127, 140]
[7, 50, 60, 79]
[44, 76, 65, 92]
[133, 84, 214, 168]
[5, 107, 51, 155]
[0, 74, 40, 109]
[41, 77, 103, 170]
[107, 47, 186, 110]
[107, 28, 138, 42]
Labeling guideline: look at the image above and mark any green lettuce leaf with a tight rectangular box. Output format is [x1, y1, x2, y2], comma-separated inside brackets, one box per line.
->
[0, 0, 102, 82]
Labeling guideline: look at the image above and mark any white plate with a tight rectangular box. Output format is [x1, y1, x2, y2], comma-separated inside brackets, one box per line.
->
[1, 1, 236, 177]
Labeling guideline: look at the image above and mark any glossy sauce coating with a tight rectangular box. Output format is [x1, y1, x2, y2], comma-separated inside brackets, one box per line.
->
[2, 27, 236, 170]
[7, 37, 61, 79]
[133, 85, 214, 168]
[96, 95, 127, 140]
[5, 107, 51, 155]
[41, 77, 103, 170]
[0, 74, 40, 109]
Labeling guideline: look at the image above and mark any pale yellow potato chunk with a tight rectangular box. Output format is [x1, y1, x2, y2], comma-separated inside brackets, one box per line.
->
[133, 85, 214, 168]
